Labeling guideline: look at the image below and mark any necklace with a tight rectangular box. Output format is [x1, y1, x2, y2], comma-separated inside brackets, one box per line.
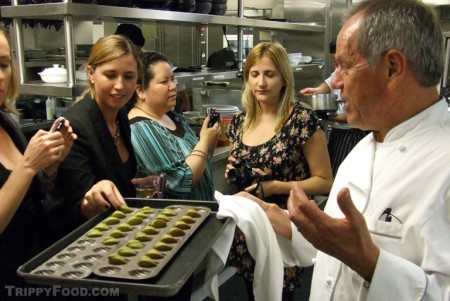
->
[112, 121, 120, 146]
[134, 106, 160, 120]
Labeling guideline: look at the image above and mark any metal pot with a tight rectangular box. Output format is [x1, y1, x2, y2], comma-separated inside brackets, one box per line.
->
[302, 94, 338, 112]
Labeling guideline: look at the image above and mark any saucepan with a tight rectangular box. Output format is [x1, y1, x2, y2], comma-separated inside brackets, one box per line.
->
[301, 94, 338, 112]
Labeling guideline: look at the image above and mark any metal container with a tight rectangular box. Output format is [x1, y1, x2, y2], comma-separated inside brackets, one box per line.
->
[302, 94, 338, 112]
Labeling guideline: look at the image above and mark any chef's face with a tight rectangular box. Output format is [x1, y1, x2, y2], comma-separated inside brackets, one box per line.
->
[88, 53, 138, 111]
[248, 56, 285, 105]
[331, 12, 386, 131]
[0, 32, 12, 108]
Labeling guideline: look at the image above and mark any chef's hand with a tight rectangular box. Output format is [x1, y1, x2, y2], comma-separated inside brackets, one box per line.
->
[237, 191, 292, 239]
[300, 87, 318, 96]
[80, 180, 126, 219]
[287, 182, 379, 282]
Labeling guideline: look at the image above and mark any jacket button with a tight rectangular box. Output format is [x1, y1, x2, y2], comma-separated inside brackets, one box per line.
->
[398, 145, 406, 152]
[326, 277, 333, 285]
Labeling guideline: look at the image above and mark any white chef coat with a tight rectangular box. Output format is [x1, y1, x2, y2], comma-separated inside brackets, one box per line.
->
[285, 99, 450, 301]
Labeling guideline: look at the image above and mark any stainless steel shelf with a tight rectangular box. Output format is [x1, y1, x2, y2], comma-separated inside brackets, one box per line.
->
[18, 63, 323, 97]
[18, 82, 86, 98]
[174, 69, 240, 85]
[18, 69, 241, 97]
[1, 3, 325, 32]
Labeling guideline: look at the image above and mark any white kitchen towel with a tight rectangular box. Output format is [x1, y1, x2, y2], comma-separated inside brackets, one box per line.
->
[203, 191, 284, 301]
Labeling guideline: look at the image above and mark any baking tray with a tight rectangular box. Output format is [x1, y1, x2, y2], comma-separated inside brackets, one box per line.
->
[18, 198, 228, 297]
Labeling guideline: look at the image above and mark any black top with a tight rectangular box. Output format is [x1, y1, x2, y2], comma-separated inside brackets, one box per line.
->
[43, 95, 137, 246]
[0, 111, 45, 289]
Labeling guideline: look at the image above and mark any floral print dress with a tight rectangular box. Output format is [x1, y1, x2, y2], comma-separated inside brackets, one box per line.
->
[225, 101, 322, 292]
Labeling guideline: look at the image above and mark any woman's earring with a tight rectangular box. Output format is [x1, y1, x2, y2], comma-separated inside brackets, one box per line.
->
[90, 78, 94, 84]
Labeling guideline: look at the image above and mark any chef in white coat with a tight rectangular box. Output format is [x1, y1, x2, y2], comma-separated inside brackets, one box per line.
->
[241, 0, 450, 300]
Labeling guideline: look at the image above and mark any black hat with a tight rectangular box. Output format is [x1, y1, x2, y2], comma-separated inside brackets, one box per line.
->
[115, 23, 145, 47]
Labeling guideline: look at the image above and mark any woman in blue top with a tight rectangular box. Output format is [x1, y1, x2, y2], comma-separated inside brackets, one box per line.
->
[128, 51, 220, 201]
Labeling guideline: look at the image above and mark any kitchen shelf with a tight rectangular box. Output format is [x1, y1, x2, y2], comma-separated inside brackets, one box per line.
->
[17, 63, 323, 97]
[1, 2, 325, 98]
[1, 3, 325, 32]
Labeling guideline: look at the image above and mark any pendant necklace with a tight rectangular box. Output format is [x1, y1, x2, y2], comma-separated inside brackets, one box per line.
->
[112, 120, 120, 146]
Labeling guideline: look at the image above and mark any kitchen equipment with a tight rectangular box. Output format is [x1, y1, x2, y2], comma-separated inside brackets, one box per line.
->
[301, 94, 338, 112]
[17, 198, 229, 298]
[287, 53, 303, 65]
[195, 0, 212, 14]
[135, 0, 173, 9]
[96, 0, 134, 6]
[38, 64, 67, 83]
[171, 0, 196, 12]
[24, 49, 46, 59]
[210, 0, 227, 15]
[75, 71, 88, 82]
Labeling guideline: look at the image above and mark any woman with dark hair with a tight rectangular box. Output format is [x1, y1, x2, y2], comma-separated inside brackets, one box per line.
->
[0, 26, 76, 297]
[128, 51, 220, 201]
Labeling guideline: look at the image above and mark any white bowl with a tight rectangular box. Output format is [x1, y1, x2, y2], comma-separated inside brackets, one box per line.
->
[38, 64, 67, 83]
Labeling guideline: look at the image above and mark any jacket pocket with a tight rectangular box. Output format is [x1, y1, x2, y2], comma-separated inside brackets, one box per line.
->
[366, 218, 404, 241]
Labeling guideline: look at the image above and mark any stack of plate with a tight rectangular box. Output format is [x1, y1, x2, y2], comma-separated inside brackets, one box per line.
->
[76, 71, 88, 82]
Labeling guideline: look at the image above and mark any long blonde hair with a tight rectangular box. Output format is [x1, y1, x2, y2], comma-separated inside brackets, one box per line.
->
[0, 27, 19, 114]
[81, 34, 142, 100]
[241, 42, 295, 132]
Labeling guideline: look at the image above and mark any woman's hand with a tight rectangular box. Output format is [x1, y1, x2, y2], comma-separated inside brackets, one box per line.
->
[50, 117, 77, 161]
[22, 118, 76, 174]
[40, 118, 77, 177]
[224, 155, 237, 179]
[198, 115, 221, 150]
[80, 180, 126, 219]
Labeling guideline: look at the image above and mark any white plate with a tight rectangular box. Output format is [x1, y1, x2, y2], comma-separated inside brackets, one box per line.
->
[76, 71, 88, 81]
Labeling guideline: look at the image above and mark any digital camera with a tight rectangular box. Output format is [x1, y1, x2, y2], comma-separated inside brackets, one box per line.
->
[207, 108, 221, 128]
[227, 160, 258, 188]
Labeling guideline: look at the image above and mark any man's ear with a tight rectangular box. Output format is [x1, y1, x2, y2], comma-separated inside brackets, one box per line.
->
[385, 49, 405, 79]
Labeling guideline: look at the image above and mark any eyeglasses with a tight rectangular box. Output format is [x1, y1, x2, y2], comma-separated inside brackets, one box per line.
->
[378, 207, 402, 224]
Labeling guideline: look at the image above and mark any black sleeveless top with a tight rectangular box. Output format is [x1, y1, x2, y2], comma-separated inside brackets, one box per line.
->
[0, 111, 45, 289]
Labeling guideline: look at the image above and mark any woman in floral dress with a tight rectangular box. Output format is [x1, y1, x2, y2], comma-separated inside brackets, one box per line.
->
[225, 42, 333, 300]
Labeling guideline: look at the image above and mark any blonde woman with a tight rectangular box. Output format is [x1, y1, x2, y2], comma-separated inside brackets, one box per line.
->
[43, 35, 141, 246]
[224, 42, 333, 300]
[0, 26, 76, 296]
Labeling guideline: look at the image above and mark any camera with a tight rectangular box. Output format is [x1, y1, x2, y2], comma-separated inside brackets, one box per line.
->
[227, 160, 258, 188]
[207, 108, 221, 128]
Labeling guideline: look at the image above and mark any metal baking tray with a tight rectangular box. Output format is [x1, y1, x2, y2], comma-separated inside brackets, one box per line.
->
[18, 198, 228, 297]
